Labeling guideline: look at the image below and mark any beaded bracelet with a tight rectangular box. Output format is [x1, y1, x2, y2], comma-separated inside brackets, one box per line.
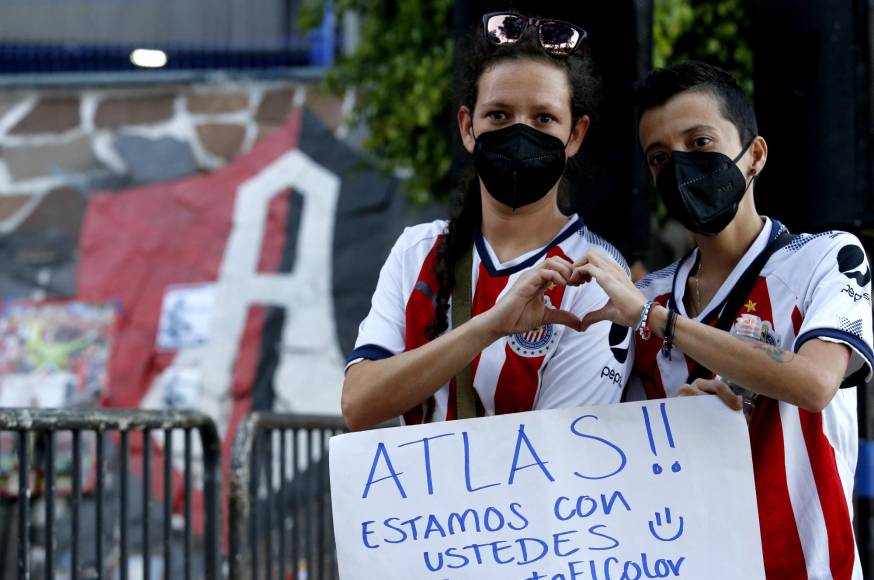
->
[634, 300, 655, 341]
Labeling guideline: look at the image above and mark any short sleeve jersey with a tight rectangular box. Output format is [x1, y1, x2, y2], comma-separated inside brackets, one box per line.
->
[630, 217, 874, 579]
[348, 215, 633, 424]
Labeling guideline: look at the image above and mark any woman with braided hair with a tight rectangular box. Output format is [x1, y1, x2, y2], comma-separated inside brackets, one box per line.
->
[342, 12, 632, 430]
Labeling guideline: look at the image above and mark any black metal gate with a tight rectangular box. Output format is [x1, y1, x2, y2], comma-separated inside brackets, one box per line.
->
[0, 408, 222, 580]
[228, 413, 348, 580]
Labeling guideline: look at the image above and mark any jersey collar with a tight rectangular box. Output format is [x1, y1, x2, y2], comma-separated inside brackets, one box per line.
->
[670, 217, 784, 321]
[475, 215, 583, 277]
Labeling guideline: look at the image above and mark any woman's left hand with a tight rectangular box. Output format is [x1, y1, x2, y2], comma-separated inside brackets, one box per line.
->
[678, 378, 743, 411]
[483, 256, 584, 337]
[570, 249, 649, 331]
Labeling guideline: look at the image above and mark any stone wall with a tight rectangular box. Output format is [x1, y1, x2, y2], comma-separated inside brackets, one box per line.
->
[0, 78, 351, 299]
[0, 79, 347, 196]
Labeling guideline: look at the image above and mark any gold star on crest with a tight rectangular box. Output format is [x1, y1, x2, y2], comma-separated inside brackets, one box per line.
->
[744, 299, 757, 313]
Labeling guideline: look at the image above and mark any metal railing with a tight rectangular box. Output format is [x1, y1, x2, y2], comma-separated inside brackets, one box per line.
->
[0, 408, 222, 580]
[228, 413, 349, 580]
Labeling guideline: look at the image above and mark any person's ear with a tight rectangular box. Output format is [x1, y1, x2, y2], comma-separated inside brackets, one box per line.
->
[458, 106, 476, 154]
[749, 135, 768, 177]
[565, 115, 591, 157]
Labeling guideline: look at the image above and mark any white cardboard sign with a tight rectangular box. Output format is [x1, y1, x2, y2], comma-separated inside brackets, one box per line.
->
[330, 396, 765, 580]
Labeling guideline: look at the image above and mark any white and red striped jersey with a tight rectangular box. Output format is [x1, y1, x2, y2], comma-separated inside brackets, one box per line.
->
[348, 215, 633, 424]
[630, 217, 874, 580]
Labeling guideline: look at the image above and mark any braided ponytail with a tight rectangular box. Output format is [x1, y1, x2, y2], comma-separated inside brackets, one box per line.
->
[425, 172, 482, 339]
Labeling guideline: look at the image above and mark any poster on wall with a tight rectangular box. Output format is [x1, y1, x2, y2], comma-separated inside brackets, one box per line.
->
[0, 300, 116, 494]
[156, 283, 217, 352]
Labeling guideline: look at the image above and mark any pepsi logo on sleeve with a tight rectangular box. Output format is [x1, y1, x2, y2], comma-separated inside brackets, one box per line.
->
[838, 245, 871, 287]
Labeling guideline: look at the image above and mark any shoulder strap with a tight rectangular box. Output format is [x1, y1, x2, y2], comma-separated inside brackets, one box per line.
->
[452, 245, 477, 419]
[686, 229, 796, 383]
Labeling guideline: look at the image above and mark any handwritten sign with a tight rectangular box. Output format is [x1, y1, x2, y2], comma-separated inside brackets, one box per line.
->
[329, 396, 765, 579]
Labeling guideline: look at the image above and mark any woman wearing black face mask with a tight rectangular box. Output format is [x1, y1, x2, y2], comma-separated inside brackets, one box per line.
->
[571, 61, 873, 579]
[342, 13, 633, 430]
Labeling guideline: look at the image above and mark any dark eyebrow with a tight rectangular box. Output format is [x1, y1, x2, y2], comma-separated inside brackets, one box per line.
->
[643, 124, 720, 155]
[682, 124, 719, 136]
[643, 140, 665, 156]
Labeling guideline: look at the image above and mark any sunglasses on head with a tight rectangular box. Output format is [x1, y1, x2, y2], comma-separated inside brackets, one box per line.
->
[482, 12, 587, 55]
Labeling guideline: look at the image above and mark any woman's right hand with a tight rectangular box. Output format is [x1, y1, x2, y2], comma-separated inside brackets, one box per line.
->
[481, 256, 583, 338]
[571, 250, 648, 330]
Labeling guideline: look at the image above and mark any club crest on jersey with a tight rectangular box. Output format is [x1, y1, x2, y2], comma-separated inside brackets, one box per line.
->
[508, 296, 560, 358]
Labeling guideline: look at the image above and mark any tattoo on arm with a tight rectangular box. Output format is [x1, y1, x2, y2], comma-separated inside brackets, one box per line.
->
[752, 343, 795, 363]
